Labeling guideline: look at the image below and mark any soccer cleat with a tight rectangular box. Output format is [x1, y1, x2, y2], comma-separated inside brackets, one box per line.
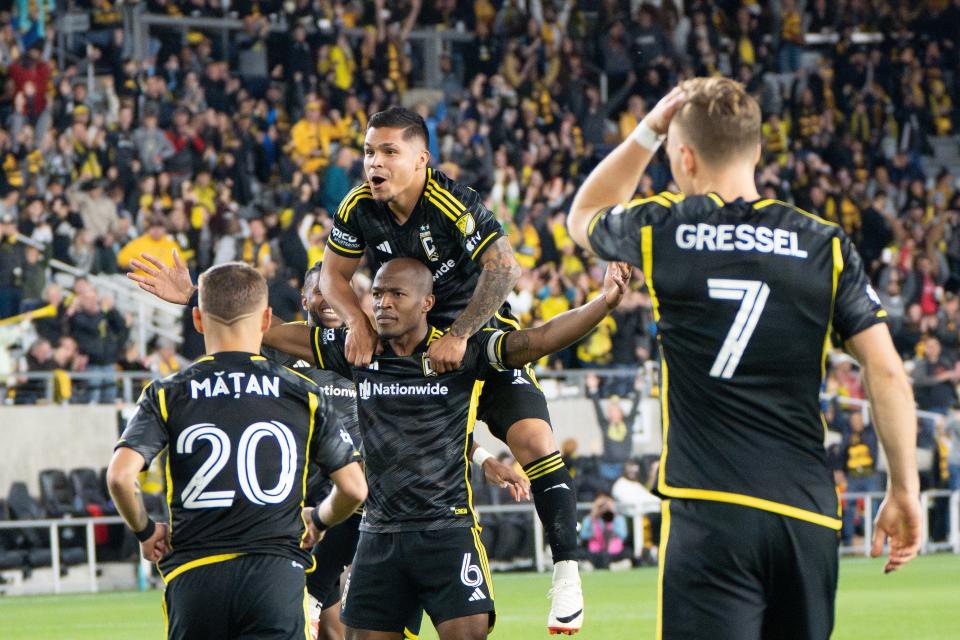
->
[547, 560, 584, 635]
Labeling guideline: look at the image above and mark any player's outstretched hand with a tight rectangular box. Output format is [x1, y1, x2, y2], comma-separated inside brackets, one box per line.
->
[871, 490, 922, 574]
[644, 86, 687, 136]
[602, 262, 631, 310]
[139, 522, 169, 562]
[127, 250, 195, 305]
[427, 332, 468, 374]
[345, 318, 381, 367]
[301, 507, 326, 549]
[482, 457, 532, 502]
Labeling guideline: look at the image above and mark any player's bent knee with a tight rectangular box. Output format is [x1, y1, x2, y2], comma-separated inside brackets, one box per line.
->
[344, 627, 405, 640]
[505, 418, 556, 465]
[435, 614, 490, 640]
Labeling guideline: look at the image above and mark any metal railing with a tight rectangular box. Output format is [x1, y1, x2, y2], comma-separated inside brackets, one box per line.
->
[2, 490, 957, 595]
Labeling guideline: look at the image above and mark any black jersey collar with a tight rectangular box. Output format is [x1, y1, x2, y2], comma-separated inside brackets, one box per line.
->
[380, 325, 445, 357]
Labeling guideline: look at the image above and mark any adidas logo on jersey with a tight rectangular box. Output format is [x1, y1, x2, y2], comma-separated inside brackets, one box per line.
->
[511, 370, 529, 385]
[292, 359, 311, 369]
[468, 588, 486, 602]
[376, 241, 392, 254]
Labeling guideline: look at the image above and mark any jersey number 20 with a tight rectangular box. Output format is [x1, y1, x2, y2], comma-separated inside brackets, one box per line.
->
[176, 421, 298, 509]
[707, 279, 770, 379]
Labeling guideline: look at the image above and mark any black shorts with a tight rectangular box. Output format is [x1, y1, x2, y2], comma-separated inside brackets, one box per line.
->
[340, 527, 495, 633]
[477, 364, 552, 441]
[307, 512, 362, 607]
[163, 554, 307, 640]
[658, 499, 839, 640]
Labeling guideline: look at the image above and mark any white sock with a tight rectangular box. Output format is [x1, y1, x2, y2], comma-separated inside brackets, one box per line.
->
[553, 559, 580, 582]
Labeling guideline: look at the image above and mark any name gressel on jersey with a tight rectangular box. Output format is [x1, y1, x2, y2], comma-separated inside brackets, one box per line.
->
[309, 325, 509, 533]
[114, 352, 360, 580]
[587, 193, 886, 530]
[325, 168, 505, 328]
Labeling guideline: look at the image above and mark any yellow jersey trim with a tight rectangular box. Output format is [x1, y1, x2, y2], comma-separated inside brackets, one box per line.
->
[337, 185, 372, 222]
[586, 208, 605, 237]
[312, 327, 325, 370]
[162, 553, 245, 584]
[470, 232, 498, 260]
[158, 387, 169, 422]
[495, 311, 521, 330]
[327, 238, 364, 255]
[249, 355, 266, 361]
[660, 191, 685, 204]
[425, 186, 460, 222]
[707, 192, 724, 207]
[754, 198, 838, 228]
[302, 588, 311, 640]
[300, 393, 319, 559]
[429, 180, 467, 213]
[626, 193, 672, 209]
[464, 381, 485, 528]
[161, 589, 170, 638]
[284, 365, 319, 386]
[655, 500, 671, 640]
[641, 226, 660, 322]
[658, 486, 842, 530]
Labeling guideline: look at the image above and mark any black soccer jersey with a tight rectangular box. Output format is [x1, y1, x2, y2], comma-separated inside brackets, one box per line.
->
[587, 192, 887, 530]
[326, 168, 506, 328]
[310, 325, 508, 533]
[115, 352, 360, 579]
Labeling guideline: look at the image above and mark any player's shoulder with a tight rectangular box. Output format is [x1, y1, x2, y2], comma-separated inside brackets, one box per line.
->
[424, 168, 484, 225]
[335, 182, 376, 223]
[748, 198, 841, 239]
[252, 355, 322, 395]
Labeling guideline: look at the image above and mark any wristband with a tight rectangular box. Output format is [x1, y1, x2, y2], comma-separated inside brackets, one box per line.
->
[472, 447, 495, 467]
[630, 120, 665, 152]
[134, 518, 156, 542]
[310, 507, 330, 532]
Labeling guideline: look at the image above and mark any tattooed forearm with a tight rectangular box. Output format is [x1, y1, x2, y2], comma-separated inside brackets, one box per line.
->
[450, 237, 521, 337]
[502, 330, 535, 369]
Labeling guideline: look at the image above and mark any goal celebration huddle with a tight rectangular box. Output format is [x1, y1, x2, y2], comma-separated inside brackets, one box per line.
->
[110, 77, 921, 640]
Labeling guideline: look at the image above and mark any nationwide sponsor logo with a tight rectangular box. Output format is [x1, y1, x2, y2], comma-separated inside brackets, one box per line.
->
[357, 379, 449, 400]
[433, 258, 457, 282]
[675, 223, 808, 259]
[376, 241, 392, 254]
[318, 384, 356, 398]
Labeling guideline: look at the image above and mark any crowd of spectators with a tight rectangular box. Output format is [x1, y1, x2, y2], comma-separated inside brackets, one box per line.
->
[0, 1, 960, 501]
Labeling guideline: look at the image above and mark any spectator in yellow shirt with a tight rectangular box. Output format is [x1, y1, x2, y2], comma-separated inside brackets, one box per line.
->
[116, 218, 181, 273]
[289, 100, 333, 174]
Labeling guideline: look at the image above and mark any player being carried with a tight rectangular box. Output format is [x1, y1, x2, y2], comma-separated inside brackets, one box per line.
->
[130, 256, 530, 640]
[567, 76, 921, 639]
[107, 262, 368, 640]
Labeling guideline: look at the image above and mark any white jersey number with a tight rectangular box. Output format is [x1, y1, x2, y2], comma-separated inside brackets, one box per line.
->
[177, 420, 298, 509]
[707, 279, 770, 379]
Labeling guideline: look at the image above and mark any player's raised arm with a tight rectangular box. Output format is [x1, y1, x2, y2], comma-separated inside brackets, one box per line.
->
[127, 250, 196, 304]
[846, 325, 922, 574]
[260, 322, 315, 363]
[567, 87, 686, 251]
[495, 264, 629, 370]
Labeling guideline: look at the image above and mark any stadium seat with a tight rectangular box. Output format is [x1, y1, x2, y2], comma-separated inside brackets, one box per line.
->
[0, 499, 28, 571]
[39, 469, 82, 518]
[70, 468, 110, 510]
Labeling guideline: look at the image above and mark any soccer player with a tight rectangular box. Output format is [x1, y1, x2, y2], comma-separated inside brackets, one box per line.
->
[106, 262, 368, 640]
[320, 107, 584, 633]
[128, 255, 530, 640]
[261, 257, 629, 640]
[566, 77, 922, 639]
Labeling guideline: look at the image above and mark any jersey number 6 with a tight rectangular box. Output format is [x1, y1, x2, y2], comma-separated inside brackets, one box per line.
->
[176, 421, 298, 509]
[707, 279, 770, 379]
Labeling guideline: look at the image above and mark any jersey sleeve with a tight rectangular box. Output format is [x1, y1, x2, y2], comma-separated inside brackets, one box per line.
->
[467, 329, 510, 374]
[326, 188, 368, 258]
[440, 183, 504, 262]
[585, 194, 674, 264]
[832, 232, 887, 341]
[309, 398, 361, 475]
[115, 383, 168, 469]
[310, 326, 353, 378]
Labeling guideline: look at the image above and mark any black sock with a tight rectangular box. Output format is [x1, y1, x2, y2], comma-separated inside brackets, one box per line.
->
[523, 451, 579, 563]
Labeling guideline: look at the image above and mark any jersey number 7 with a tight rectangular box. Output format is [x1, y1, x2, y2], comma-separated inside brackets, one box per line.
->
[707, 279, 771, 379]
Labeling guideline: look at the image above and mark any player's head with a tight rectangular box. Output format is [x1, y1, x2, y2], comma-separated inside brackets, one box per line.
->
[665, 77, 761, 194]
[364, 107, 430, 203]
[193, 262, 271, 345]
[302, 262, 341, 329]
[371, 258, 434, 339]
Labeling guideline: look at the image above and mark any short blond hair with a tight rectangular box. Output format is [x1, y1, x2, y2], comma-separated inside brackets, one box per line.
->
[673, 77, 761, 167]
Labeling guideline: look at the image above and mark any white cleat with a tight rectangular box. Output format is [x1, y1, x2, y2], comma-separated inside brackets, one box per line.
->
[547, 560, 584, 635]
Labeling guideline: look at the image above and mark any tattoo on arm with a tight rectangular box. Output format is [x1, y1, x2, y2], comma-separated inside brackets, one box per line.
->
[501, 330, 535, 370]
[451, 237, 521, 338]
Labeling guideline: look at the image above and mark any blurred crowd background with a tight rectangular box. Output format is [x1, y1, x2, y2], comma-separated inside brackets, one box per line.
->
[1, 0, 960, 556]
